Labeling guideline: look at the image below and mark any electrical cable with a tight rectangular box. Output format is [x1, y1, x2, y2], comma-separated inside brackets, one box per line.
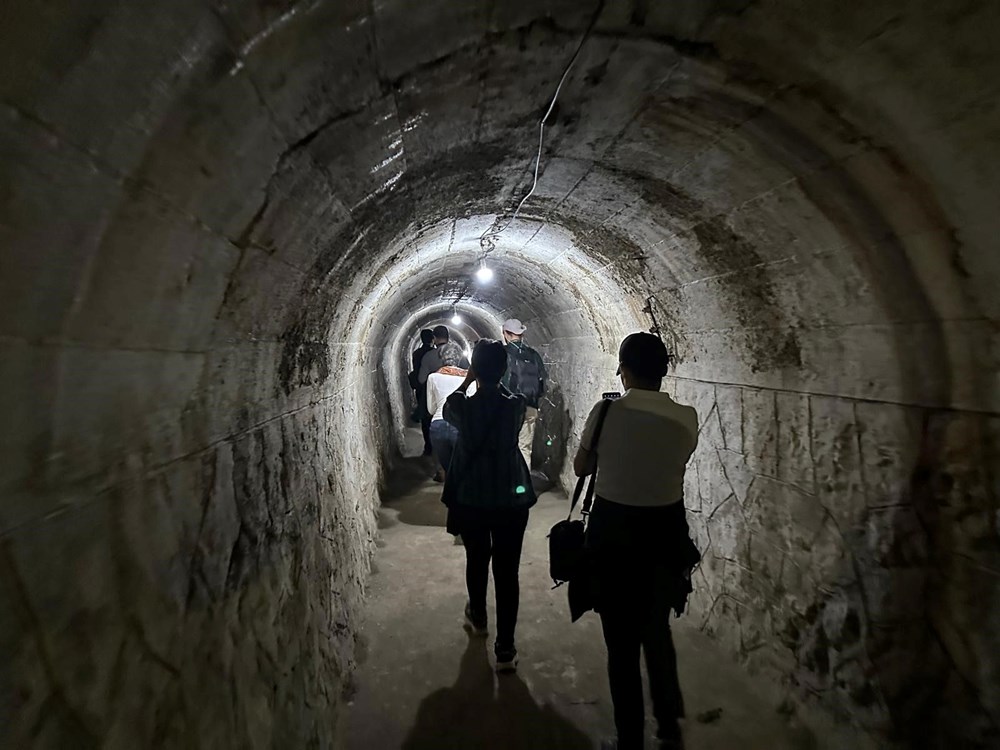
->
[478, 0, 606, 256]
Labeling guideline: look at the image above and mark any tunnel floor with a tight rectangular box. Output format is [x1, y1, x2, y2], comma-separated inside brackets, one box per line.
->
[341, 432, 826, 749]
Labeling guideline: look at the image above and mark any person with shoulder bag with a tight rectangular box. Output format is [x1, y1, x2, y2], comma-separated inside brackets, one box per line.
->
[442, 339, 537, 674]
[573, 333, 701, 750]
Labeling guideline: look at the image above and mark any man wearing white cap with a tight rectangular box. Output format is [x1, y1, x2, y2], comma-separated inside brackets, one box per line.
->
[500, 318, 547, 467]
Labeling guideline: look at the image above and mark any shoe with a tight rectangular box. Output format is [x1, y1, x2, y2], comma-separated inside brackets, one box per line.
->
[463, 603, 487, 636]
[494, 646, 518, 673]
[657, 719, 683, 749]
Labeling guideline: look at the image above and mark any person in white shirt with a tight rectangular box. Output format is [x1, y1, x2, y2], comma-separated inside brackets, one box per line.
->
[427, 353, 477, 481]
[573, 332, 700, 750]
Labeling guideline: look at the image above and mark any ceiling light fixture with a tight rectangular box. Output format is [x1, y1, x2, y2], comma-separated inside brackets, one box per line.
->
[451, 307, 462, 325]
[475, 262, 494, 284]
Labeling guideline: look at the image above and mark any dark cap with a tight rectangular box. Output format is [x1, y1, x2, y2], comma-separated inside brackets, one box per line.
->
[618, 332, 670, 380]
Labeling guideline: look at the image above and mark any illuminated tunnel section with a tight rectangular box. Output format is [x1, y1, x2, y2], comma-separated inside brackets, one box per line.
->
[0, 1, 997, 748]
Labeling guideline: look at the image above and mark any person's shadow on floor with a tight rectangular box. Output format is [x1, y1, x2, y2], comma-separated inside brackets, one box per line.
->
[402, 636, 594, 750]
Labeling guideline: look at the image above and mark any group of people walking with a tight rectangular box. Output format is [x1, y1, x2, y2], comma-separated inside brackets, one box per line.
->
[406, 322, 699, 750]
[410, 319, 547, 479]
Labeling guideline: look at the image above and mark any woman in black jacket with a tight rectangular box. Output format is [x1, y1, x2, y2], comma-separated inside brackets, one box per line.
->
[442, 339, 537, 673]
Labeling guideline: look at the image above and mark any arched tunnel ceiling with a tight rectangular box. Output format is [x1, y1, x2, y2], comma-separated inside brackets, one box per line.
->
[2, 0, 996, 539]
[4, 0, 996, 416]
[2, 2, 999, 746]
[148, 0, 995, 413]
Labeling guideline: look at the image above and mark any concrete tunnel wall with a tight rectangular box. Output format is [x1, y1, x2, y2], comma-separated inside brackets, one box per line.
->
[1, 1, 998, 748]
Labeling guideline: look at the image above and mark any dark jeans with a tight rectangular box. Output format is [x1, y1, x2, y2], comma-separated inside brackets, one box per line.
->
[429, 420, 459, 472]
[459, 506, 529, 651]
[588, 498, 687, 749]
[416, 385, 432, 452]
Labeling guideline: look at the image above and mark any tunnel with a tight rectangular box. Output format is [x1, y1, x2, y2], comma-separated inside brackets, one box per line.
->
[1, 0, 998, 748]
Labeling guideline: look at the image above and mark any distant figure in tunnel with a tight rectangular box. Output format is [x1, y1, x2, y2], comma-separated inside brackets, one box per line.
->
[417, 325, 465, 457]
[418, 325, 466, 385]
[442, 339, 536, 673]
[409, 328, 435, 455]
[573, 333, 700, 750]
[426, 346, 476, 482]
[500, 318, 547, 468]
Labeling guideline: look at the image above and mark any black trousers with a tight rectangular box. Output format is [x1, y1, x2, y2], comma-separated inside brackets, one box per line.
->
[588, 498, 687, 749]
[459, 506, 529, 651]
[416, 384, 432, 452]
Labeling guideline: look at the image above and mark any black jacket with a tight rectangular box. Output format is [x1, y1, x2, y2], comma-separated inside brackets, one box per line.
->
[441, 385, 536, 510]
[409, 344, 432, 389]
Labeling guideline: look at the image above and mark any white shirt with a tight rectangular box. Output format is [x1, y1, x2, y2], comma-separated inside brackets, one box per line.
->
[579, 389, 698, 507]
[426, 372, 476, 422]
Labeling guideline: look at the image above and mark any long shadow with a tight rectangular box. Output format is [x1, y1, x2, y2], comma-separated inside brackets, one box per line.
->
[382, 456, 438, 500]
[377, 454, 451, 529]
[402, 637, 594, 750]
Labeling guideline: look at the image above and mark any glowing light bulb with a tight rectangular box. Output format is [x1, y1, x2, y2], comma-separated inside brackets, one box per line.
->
[451, 313, 462, 325]
[476, 264, 494, 283]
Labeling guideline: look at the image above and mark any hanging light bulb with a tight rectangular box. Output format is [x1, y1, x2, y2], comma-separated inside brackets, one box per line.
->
[451, 306, 462, 325]
[475, 262, 494, 283]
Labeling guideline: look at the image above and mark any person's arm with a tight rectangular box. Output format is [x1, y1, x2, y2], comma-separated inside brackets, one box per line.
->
[572, 402, 602, 477]
[443, 370, 476, 429]
[426, 375, 441, 420]
[500, 347, 513, 390]
[573, 446, 596, 477]
[688, 406, 699, 454]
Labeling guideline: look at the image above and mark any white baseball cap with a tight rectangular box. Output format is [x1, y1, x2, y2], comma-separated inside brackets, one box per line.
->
[502, 318, 526, 335]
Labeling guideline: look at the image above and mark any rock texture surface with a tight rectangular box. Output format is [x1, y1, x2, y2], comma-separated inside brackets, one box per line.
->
[1, 0, 998, 748]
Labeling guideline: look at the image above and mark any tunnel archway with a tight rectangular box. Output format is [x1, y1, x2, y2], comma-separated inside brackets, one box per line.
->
[1, 1, 997, 747]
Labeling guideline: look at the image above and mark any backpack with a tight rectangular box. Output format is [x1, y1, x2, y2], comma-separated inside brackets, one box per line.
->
[507, 345, 544, 408]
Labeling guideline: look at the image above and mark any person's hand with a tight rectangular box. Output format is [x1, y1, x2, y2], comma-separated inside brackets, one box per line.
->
[459, 368, 476, 390]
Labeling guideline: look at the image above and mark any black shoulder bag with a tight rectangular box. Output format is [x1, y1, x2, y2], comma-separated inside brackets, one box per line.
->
[547, 398, 613, 587]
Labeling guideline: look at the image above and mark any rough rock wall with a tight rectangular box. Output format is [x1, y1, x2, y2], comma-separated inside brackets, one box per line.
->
[675, 382, 1000, 745]
[0, 34, 388, 746]
[2, 241, 386, 750]
[2, 0, 999, 748]
[3, 321, 384, 750]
